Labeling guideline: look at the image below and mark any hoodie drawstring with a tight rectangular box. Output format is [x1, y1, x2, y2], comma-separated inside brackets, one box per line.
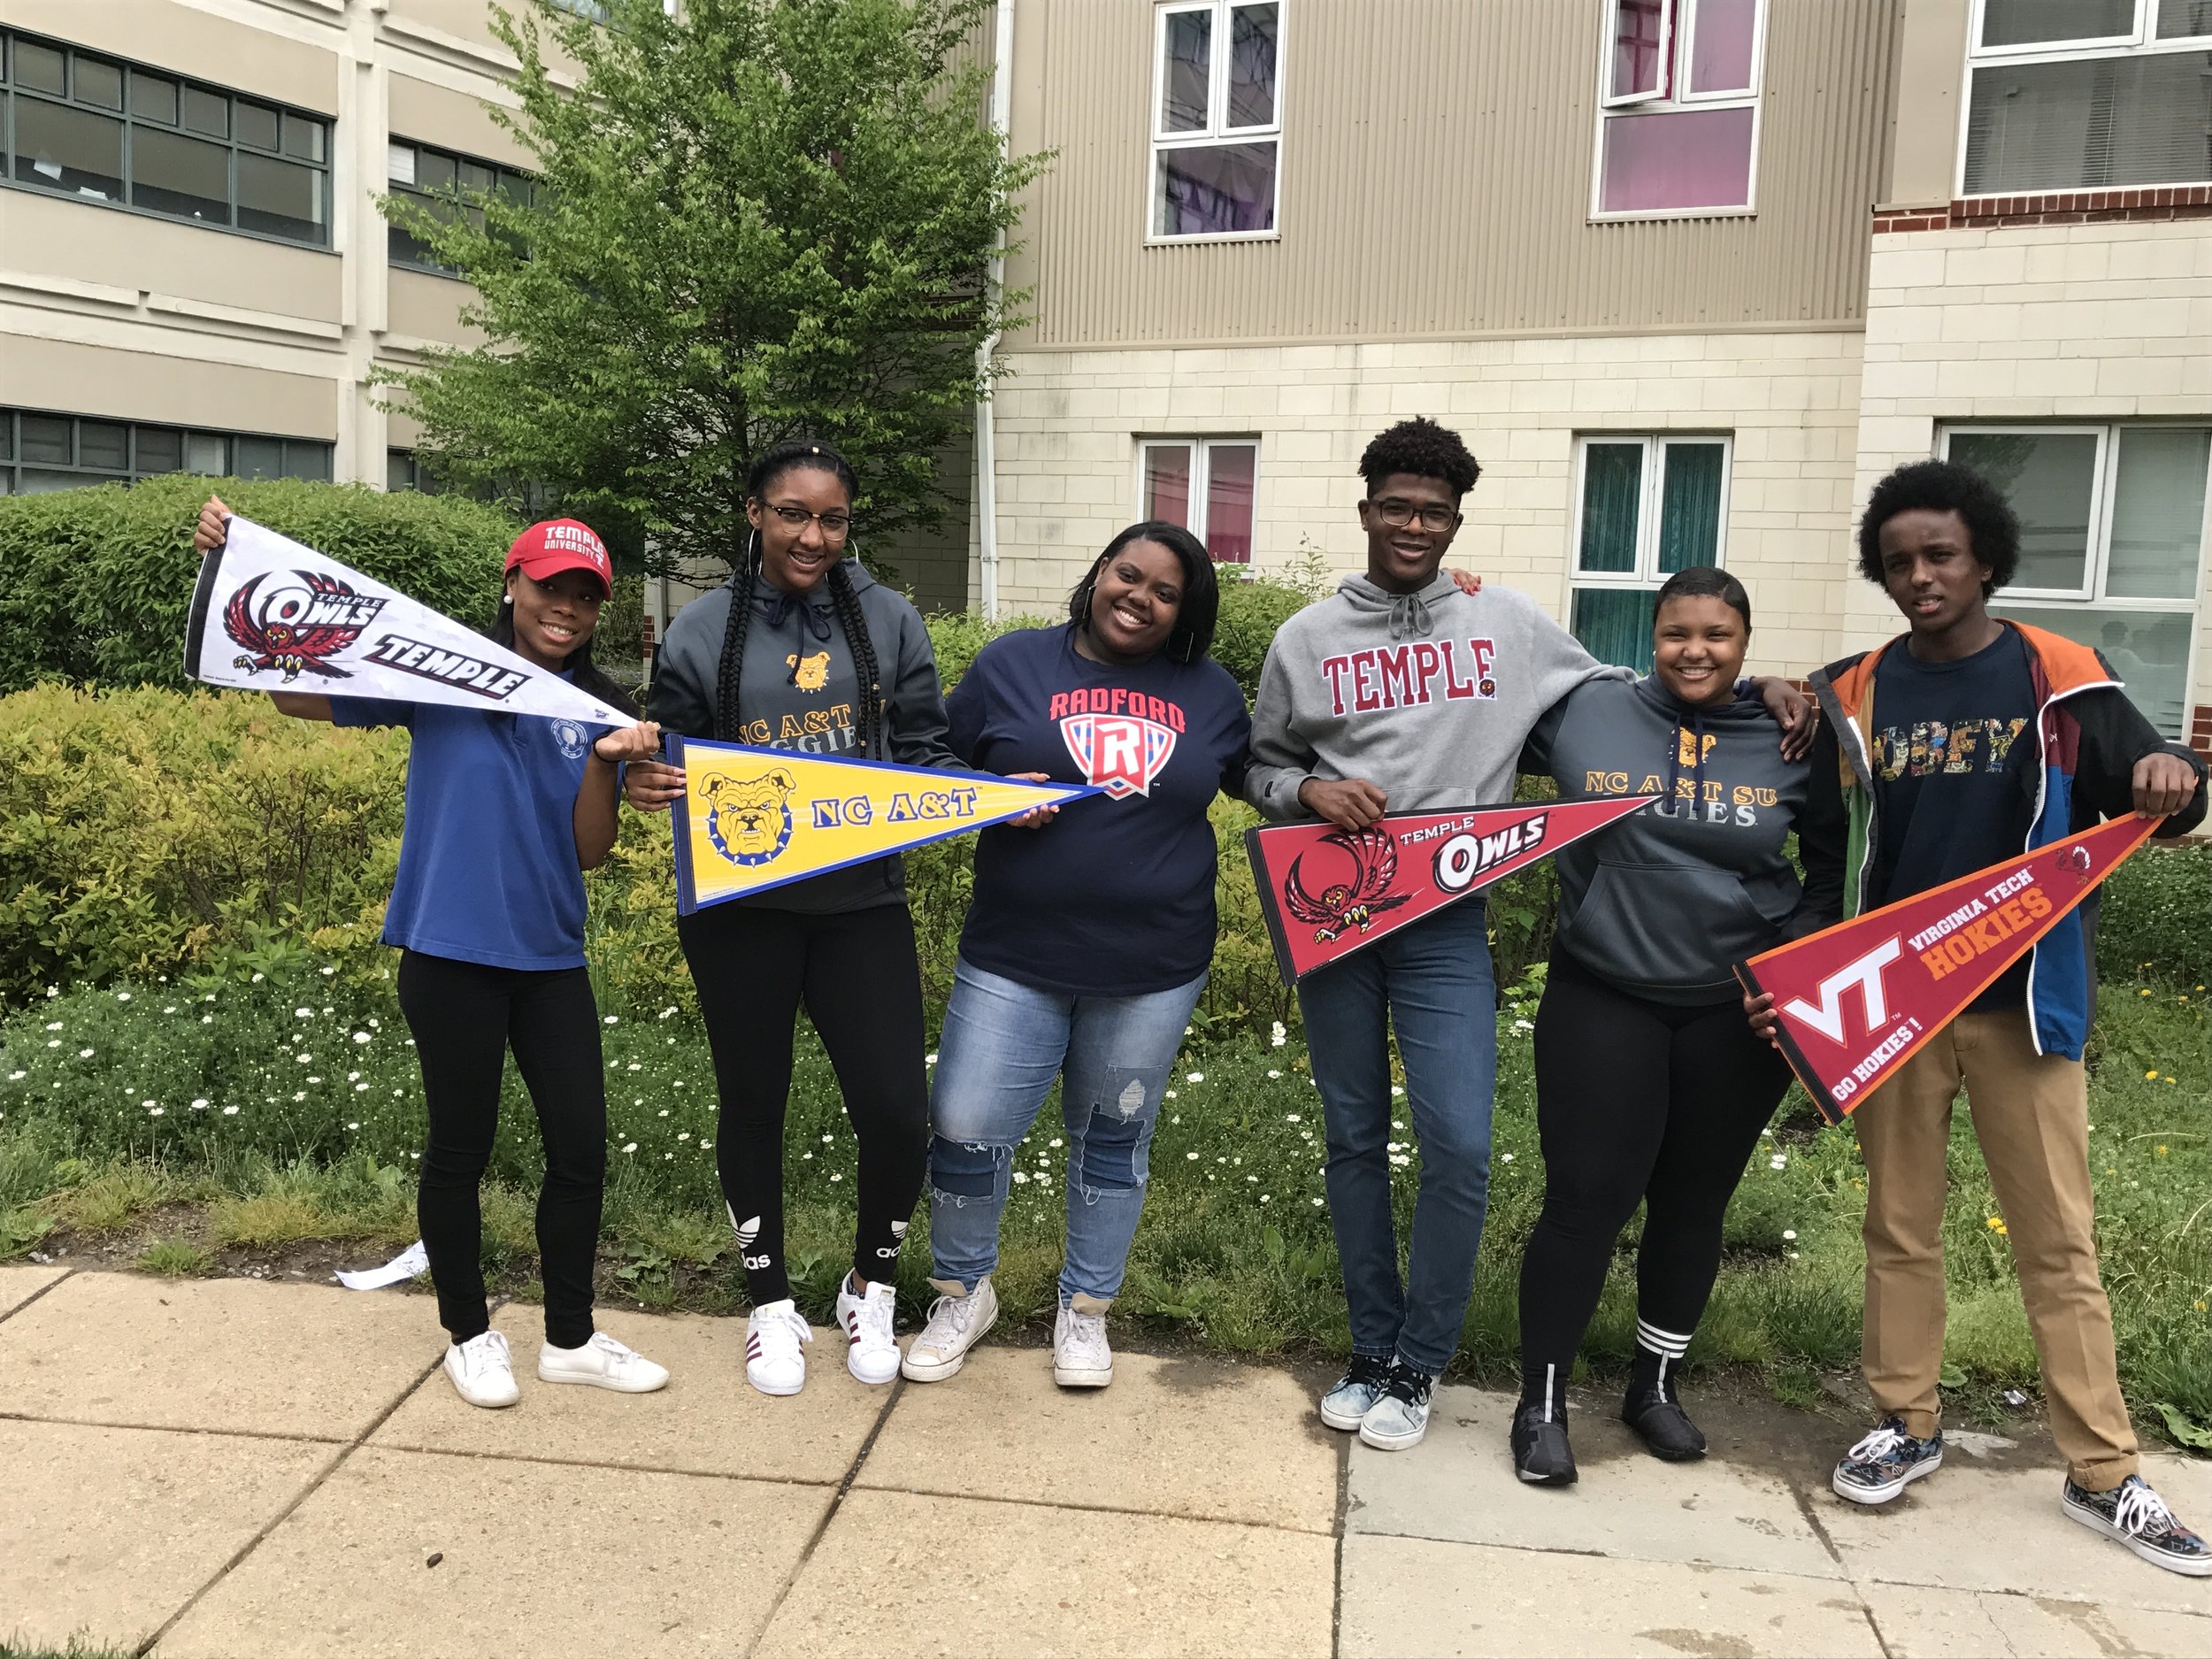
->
[1387, 590, 1435, 642]
[764, 588, 835, 681]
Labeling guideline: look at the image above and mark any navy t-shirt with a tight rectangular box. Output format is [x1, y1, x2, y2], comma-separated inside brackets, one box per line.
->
[948, 625, 1251, 997]
[1869, 628, 2039, 1008]
[332, 694, 611, 970]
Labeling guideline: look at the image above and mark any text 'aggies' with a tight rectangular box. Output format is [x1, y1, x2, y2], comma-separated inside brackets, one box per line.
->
[1320, 640, 1496, 716]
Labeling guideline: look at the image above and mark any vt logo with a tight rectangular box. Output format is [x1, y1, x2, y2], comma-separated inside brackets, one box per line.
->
[1781, 939, 1902, 1043]
[1060, 713, 1177, 800]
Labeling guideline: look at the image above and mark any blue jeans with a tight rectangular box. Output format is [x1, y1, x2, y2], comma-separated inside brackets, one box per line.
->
[1296, 899, 1497, 1377]
[927, 957, 1209, 1307]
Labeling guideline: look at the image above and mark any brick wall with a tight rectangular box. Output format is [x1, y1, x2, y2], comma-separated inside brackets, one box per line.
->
[980, 329, 1866, 681]
[1874, 188, 2212, 235]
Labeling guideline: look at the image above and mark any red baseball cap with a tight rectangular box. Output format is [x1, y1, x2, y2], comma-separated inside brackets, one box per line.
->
[505, 518, 612, 595]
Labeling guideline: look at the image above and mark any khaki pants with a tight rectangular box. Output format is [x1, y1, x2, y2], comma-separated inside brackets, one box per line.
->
[1854, 1006, 2138, 1490]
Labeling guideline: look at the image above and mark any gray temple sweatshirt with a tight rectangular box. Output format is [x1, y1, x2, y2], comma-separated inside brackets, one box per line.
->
[1244, 572, 1625, 819]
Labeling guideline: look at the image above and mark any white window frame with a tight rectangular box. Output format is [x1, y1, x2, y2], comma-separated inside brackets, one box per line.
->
[1589, 0, 1767, 221]
[1943, 422, 2210, 736]
[1569, 433, 1734, 591]
[1136, 436, 1263, 561]
[1147, 0, 1286, 246]
[1956, 0, 2212, 197]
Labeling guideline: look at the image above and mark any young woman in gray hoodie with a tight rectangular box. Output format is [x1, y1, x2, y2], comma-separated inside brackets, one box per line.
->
[1508, 566, 1845, 1485]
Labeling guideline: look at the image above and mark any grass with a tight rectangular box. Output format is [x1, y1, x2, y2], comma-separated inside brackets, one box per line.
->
[4, 961, 2211, 1447]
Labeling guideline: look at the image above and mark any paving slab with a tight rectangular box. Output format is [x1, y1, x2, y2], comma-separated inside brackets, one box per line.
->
[157, 1445, 830, 1659]
[0, 1270, 437, 1440]
[757, 1486, 1334, 1657]
[1339, 1532, 1884, 1658]
[1816, 1450, 2212, 1617]
[373, 1303, 885, 1484]
[1870, 1583, 2212, 1658]
[1345, 1384, 1842, 1579]
[859, 1343, 1337, 1532]
[0, 1260, 67, 1319]
[0, 1417, 329, 1654]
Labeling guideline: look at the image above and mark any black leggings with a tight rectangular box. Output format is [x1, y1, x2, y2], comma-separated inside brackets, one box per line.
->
[678, 901, 930, 1304]
[1517, 950, 1793, 1398]
[396, 950, 608, 1350]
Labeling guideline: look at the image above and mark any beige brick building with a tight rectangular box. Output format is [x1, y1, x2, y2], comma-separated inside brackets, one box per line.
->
[4, 0, 2210, 742]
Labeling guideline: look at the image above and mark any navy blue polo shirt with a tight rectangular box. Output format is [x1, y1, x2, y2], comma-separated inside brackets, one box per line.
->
[332, 694, 611, 970]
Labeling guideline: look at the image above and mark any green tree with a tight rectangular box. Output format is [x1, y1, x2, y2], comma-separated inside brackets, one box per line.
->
[380, 0, 1041, 577]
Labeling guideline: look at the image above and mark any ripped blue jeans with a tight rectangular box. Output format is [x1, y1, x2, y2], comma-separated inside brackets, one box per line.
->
[926, 956, 1208, 1308]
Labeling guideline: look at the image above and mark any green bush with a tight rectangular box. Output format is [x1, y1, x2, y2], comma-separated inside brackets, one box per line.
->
[0, 476, 520, 695]
[2098, 838, 2212, 986]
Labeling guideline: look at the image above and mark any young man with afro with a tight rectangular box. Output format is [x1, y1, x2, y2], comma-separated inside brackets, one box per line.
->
[1245, 417, 1805, 1450]
[1793, 457, 2207, 1575]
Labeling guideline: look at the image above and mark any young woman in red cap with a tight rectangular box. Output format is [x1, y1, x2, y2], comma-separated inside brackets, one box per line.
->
[194, 496, 670, 1410]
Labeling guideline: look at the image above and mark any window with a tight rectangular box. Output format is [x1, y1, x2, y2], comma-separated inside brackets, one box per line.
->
[0, 30, 330, 245]
[387, 449, 455, 494]
[0, 408, 332, 494]
[1149, 1, 1281, 241]
[1946, 424, 2207, 737]
[1140, 438, 1258, 562]
[387, 139, 535, 274]
[1593, 0, 1764, 217]
[1570, 435, 1731, 670]
[1962, 0, 2212, 194]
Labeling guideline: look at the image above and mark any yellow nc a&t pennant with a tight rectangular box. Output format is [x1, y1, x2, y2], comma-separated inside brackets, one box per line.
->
[669, 736, 1098, 914]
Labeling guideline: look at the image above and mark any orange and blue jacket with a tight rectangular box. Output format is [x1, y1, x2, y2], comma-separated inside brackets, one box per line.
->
[1808, 621, 2206, 1061]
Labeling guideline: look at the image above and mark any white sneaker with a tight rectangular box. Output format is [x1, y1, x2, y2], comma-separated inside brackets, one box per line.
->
[836, 1276, 901, 1386]
[443, 1329, 519, 1409]
[901, 1277, 1000, 1383]
[1053, 1302, 1114, 1388]
[745, 1299, 813, 1397]
[538, 1331, 671, 1394]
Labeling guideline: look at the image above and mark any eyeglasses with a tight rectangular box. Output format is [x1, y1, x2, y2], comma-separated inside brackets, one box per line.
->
[1373, 499, 1460, 533]
[765, 503, 853, 539]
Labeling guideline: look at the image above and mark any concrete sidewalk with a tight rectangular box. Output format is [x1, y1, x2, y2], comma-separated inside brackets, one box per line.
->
[4, 1263, 2208, 1658]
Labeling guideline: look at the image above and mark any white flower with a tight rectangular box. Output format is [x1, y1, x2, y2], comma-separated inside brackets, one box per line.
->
[116, 991, 131, 1002]
[677, 1132, 690, 1141]
[222, 1104, 239, 1116]
[1390, 1086, 1405, 1098]
[352, 1032, 371, 1044]
[1268, 1069, 1283, 1079]
[925, 1052, 939, 1065]
[295, 1008, 311, 1018]
[7, 1071, 23, 1081]
[1312, 1198, 1325, 1207]
[142, 1098, 157, 1109]
[1500, 1152, 1515, 1164]
[78, 1048, 94, 1058]
[1048, 1138, 1063, 1148]
[44, 1022, 61, 1032]
[348, 1072, 360, 1082]
[1247, 1174, 1258, 1183]
[251, 972, 265, 982]
[1285, 1112, 1301, 1123]
[803, 1151, 814, 1160]
[355, 1082, 369, 1093]
[1513, 1018, 1534, 1032]
[47, 1041, 60, 1048]
[292, 1091, 306, 1102]
[622, 1142, 638, 1154]
[348, 1121, 359, 1131]
[149, 1106, 164, 1117]
[202, 1016, 213, 1025]
[1389, 1154, 1411, 1167]
[1386, 1142, 1401, 1153]
[1012, 1171, 1030, 1185]
[306, 1077, 321, 1084]
[1171, 1115, 1180, 1125]
[320, 965, 336, 977]
[1165, 1090, 1178, 1100]
[164, 1007, 177, 1015]
[1271, 1021, 1287, 1048]
[822, 1133, 833, 1143]
[603, 1016, 618, 1025]
[1783, 1229, 1798, 1240]
[1769, 1154, 1787, 1170]
[1187, 1071, 1204, 1083]
[627, 1063, 642, 1072]
[659, 1006, 678, 1019]
[1260, 1194, 1271, 1202]
[1187, 1151, 1200, 1161]
[296, 1054, 312, 1064]
[672, 1079, 685, 1087]
[829, 1172, 843, 1183]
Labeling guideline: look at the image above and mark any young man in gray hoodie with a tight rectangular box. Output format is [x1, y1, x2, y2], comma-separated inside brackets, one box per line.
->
[1246, 417, 1634, 1450]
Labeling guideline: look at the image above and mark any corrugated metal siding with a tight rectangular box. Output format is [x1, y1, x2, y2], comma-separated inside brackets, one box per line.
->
[1006, 0, 1897, 347]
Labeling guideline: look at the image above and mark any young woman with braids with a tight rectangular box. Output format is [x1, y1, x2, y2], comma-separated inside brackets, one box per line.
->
[625, 439, 961, 1397]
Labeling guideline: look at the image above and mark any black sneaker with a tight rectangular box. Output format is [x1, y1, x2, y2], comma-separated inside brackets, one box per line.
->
[1621, 1384, 1707, 1462]
[1318, 1353, 1394, 1431]
[1357, 1358, 1434, 1451]
[2062, 1473, 2212, 1577]
[1510, 1400, 1578, 1485]
[1831, 1416, 1944, 1505]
